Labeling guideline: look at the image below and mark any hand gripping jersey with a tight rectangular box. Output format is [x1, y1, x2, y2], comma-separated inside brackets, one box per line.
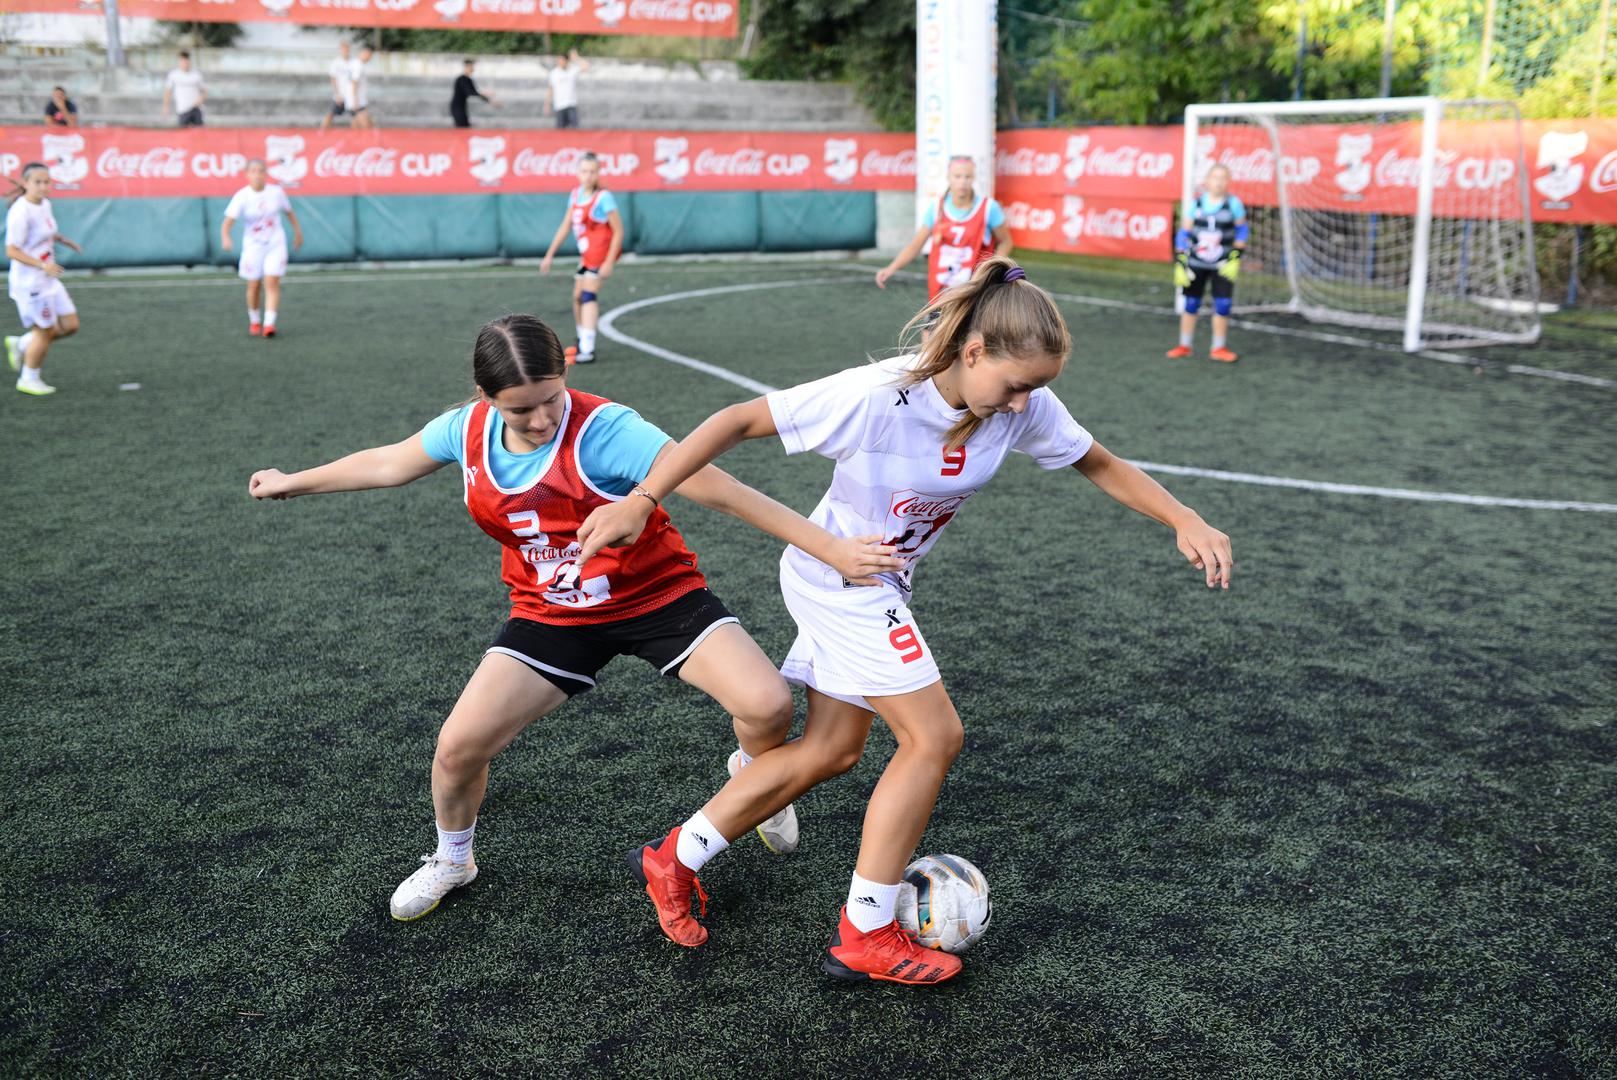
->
[224, 184, 291, 248]
[1183, 193, 1246, 271]
[767, 355, 1093, 598]
[570, 188, 614, 272]
[461, 391, 706, 625]
[6, 197, 57, 299]
[926, 194, 996, 299]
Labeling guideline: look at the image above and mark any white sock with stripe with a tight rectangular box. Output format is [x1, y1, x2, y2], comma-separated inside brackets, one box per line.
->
[675, 810, 727, 872]
[579, 327, 597, 355]
[434, 819, 476, 865]
[846, 872, 901, 933]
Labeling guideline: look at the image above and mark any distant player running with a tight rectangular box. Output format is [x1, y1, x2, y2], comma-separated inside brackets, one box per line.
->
[248, 314, 898, 926]
[221, 159, 303, 339]
[579, 258, 1233, 986]
[540, 152, 623, 365]
[1168, 163, 1247, 363]
[5, 162, 84, 397]
[876, 155, 1012, 302]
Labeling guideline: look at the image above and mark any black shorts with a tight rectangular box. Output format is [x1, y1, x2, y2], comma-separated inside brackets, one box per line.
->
[1184, 266, 1235, 301]
[178, 108, 204, 127]
[487, 587, 739, 697]
[556, 106, 579, 129]
[575, 264, 601, 277]
[329, 100, 348, 117]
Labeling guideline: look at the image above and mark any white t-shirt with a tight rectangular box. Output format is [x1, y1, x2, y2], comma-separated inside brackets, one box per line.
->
[348, 58, 369, 108]
[329, 56, 355, 103]
[224, 184, 291, 247]
[767, 354, 1093, 595]
[6, 197, 58, 299]
[166, 68, 205, 113]
[549, 66, 580, 110]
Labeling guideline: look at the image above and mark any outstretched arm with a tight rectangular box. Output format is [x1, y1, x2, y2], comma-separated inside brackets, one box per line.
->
[576, 398, 776, 561]
[876, 225, 931, 288]
[672, 457, 901, 585]
[249, 432, 446, 500]
[284, 207, 304, 249]
[1074, 441, 1233, 589]
[539, 213, 570, 272]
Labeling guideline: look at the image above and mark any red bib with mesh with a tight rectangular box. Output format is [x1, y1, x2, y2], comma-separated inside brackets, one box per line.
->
[461, 392, 705, 625]
[926, 194, 995, 299]
[570, 188, 614, 272]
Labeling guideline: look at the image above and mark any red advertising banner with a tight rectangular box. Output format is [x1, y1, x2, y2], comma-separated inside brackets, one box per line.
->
[998, 194, 1174, 261]
[3, 0, 737, 37]
[0, 128, 914, 197]
[996, 119, 1617, 227]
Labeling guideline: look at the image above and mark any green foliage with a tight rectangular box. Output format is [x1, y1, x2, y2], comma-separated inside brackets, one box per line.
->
[742, 0, 916, 130]
[156, 20, 244, 48]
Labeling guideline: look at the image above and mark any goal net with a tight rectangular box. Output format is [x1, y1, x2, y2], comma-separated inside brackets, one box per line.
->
[1183, 97, 1542, 351]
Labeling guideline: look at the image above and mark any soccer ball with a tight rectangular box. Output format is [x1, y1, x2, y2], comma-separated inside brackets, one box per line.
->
[895, 854, 991, 954]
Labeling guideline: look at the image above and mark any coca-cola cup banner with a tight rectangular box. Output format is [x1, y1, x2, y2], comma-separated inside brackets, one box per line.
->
[0, 128, 916, 197]
[996, 119, 1617, 226]
[998, 194, 1175, 261]
[5, 0, 737, 37]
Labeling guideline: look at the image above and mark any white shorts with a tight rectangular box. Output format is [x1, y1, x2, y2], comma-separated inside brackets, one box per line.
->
[238, 242, 288, 281]
[13, 279, 75, 330]
[778, 555, 941, 710]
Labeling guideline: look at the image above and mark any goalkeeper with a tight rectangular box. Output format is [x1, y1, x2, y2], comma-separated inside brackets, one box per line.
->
[1167, 163, 1248, 363]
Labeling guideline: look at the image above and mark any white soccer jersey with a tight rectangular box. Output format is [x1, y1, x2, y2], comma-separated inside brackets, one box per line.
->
[224, 184, 291, 247]
[6, 197, 58, 299]
[767, 353, 1093, 597]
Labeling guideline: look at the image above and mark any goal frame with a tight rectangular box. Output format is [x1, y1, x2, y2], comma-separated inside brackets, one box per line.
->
[1182, 96, 1540, 352]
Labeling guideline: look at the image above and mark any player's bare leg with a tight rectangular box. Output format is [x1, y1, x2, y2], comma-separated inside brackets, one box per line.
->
[574, 270, 600, 362]
[1167, 311, 1196, 358]
[246, 279, 263, 335]
[392, 652, 568, 921]
[263, 276, 282, 337]
[1210, 314, 1237, 362]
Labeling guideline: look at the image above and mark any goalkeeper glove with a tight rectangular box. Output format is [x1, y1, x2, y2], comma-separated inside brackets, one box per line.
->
[1217, 248, 1243, 281]
[1172, 251, 1192, 288]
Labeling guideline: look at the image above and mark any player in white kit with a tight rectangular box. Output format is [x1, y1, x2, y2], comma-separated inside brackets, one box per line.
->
[578, 258, 1234, 985]
[5, 163, 84, 396]
[221, 159, 303, 338]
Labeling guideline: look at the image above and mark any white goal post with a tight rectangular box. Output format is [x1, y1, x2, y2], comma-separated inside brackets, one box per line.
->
[1182, 96, 1542, 352]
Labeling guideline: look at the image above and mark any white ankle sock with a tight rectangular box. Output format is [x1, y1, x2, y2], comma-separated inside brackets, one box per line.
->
[1213, 333, 1227, 349]
[249, 308, 262, 324]
[434, 819, 476, 864]
[1179, 330, 1193, 347]
[846, 872, 901, 933]
[18, 365, 44, 386]
[579, 327, 597, 354]
[733, 747, 753, 769]
[675, 810, 728, 872]
[264, 309, 278, 329]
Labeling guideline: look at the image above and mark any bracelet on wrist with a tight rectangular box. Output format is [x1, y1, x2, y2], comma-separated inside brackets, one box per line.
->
[631, 485, 660, 508]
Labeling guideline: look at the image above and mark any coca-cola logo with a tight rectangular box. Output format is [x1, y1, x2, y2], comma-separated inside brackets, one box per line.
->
[97, 146, 186, 180]
[316, 146, 398, 178]
[1063, 134, 1173, 183]
[511, 147, 639, 177]
[1591, 149, 1617, 194]
[1003, 200, 1057, 233]
[861, 147, 914, 178]
[996, 147, 1060, 178]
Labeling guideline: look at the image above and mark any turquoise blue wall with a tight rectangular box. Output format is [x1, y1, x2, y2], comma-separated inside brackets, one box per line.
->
[48, 191, 875, 269]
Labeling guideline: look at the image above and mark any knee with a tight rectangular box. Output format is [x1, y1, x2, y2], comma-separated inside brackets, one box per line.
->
[816, 741, 865, 780]
[1213, 297, 1233, 317]
[733, 684, 794, 741]
[1182, 295, 1201, 314]
[905, 718, 964, 769]
[433, 732, 491, 779]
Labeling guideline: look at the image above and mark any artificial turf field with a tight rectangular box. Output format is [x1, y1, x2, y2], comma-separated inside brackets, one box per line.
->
[2, 254, 1615, 1078]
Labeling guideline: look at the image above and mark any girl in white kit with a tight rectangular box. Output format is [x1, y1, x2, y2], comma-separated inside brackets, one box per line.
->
[4, 162, 84, 397]
[578, 257, 1234, 985]
[221, 159, 303, 338]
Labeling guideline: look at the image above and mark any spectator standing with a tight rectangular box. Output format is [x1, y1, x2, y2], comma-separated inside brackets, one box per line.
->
[351, 46, 376, 129]
[320, 41, 354, 131]
[450, 59, 498, 128]
[44, 87, 79, 128]
[163, 51, 207, 128]
[546, 49, 588, 129]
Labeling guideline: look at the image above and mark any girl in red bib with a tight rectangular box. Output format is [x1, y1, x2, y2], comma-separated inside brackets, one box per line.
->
[876, 156, 1012, 301]
[540, 152, 622, 365]
[248, 315, 898, 926]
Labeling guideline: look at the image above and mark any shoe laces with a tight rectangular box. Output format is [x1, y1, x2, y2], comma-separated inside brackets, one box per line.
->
[689, 874, 709, 918]
[867, 919, 922, 957]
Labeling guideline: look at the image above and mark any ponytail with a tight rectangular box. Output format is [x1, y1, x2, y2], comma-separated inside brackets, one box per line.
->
[899, 257, 1070, 450]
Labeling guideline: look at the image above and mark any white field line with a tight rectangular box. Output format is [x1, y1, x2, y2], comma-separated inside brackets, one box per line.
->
[598, 276, 1617, 513]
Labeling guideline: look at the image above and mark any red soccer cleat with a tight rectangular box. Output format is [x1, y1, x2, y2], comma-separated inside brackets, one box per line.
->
[263, 325, 277, 339]
[822, 907, 962, 985]
[627, 827, 709, 947]
[1165, 345, 1193, 359]
[249, 322, 262, 337]
[1210, 346, 1238, 363]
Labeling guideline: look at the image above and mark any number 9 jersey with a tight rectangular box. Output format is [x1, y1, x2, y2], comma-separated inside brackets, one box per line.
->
[460, 392, 707, 625]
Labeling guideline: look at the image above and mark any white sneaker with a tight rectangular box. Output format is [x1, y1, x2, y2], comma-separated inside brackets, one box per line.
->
[16, 376, 55, 396]
[728, 749, 799, 854]
[4, 337, 18, 372]
[390, 854, 477, 921]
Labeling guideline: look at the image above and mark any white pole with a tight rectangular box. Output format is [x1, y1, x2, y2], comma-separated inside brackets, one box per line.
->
[105, 0, 125, 68]
[915, 0, 998, 229]
[1404, 97, 1442, 352]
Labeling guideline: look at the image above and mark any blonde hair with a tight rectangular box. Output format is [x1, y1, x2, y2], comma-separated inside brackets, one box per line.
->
[899, 257, 1070, 450]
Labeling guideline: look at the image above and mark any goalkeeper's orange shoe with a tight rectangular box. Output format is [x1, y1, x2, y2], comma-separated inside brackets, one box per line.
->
[822, 907, 962, 985]
[1165, 345, 1193, 359]
[628, 828, 709, 947]
[1210, 346, 1239, 363]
